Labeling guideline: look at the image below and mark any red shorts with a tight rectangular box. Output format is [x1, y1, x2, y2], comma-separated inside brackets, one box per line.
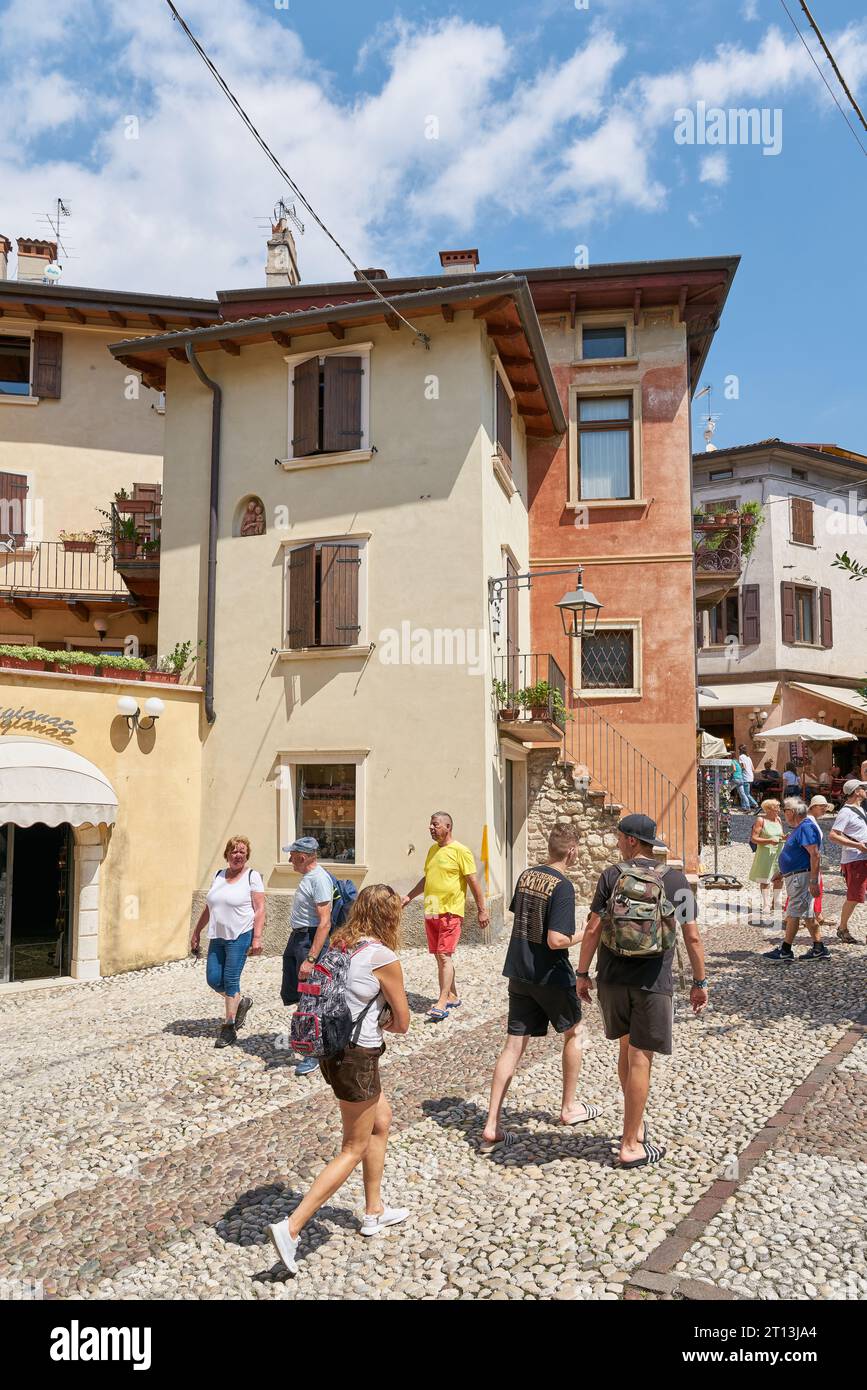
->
[424, 913, 462, 956]
[842, 860, 867, 904]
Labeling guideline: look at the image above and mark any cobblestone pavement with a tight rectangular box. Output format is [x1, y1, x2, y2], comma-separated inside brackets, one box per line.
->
[1, 882, 865, 1301]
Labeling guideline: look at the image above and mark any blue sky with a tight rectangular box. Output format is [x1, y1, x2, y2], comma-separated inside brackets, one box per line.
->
[1, 0, 865, 453]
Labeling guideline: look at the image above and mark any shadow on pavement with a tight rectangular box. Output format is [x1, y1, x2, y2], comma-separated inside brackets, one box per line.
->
[214, 1182, 358, 1283]
[422, 1095, 617, 1168]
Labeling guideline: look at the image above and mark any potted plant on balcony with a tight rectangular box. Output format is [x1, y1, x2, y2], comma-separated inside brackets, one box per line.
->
[114, 487, 154, 517]
[0, 643, 51, 672]
[739, 500, 765, 558]
[493, 678, 519, 720]
[59, 530, 98, 553]
[53, 648, 101, 675]
[517, 679, 571, 722]
[145, 639, 202, 684]
[113, 513, 140, 561]
[95, 653, 148, 681]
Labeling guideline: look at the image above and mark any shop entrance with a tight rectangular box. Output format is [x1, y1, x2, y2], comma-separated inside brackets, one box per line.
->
[0, 823, 73, 983]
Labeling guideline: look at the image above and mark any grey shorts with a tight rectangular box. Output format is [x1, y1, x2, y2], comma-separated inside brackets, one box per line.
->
[784, 870, 815, 919]
[596, 983, 673, 1056]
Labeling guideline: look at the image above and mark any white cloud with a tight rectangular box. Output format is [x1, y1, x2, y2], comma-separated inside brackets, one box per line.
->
[742, 1, 760, 21]
[699, 153, 729, 185]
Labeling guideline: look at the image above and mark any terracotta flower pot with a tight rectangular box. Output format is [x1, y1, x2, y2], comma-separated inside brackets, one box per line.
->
[144, 670, 180, 684]
[499, 706, 519, 720]
[1, 656, 46, 671]
[530, 704, 549, 720]
[114, 540, 138, 561]
[98, 666, 144, 680]
[115, 498, 152, 515]
[61, 540, 96, 553]
[66, 662, 98, 675]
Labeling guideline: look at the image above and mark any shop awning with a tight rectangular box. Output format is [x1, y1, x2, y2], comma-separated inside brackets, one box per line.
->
[0, 737, 118, 829]
[698, 681, 779, 710]
[788, 683, 867, 720]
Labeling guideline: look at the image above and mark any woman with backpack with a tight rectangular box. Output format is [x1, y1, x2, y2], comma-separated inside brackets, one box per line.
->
[190, 835, 265, 1048]
[268, 883, 411, 1275]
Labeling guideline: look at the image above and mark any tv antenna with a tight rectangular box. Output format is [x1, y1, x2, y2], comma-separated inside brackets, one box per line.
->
[694, 383, 720, 452]
[272, 197, 304, 235]
[34, 198, 73, 276]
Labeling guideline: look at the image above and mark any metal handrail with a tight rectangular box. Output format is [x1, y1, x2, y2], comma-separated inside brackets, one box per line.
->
[566, 693, 689, 863]
[493, 652, 567, 730]
[0, 540, 129, 595]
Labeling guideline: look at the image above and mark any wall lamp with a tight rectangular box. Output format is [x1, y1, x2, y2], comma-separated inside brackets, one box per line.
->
[488, 564, 602, 639]
[748, 706, 769, 738]
[117, 695, 165, 731]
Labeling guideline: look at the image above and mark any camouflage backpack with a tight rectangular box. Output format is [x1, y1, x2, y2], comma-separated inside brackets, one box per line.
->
[600, 862, 677, 958]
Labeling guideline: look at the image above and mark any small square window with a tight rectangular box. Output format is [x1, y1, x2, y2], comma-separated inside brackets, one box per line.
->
[582, 325, 626, 360]
[581, 629, 635, 689]
[295, 763, 357, 862]
[709, 469, 733, 481]
[0, 336, 31, 396]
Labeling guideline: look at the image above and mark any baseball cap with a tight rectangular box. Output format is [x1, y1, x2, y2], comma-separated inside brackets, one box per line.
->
[616, 813, 666, 848]
[282, 836, 320, 854]
[842, 779, 867, 796]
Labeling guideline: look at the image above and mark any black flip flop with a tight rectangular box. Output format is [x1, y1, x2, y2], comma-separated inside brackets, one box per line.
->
[617, 1140, 666, 1169]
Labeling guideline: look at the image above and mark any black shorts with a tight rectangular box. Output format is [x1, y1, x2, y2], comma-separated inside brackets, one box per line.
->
[507, 979, 581, 1037]
[596, 983, 673, 1055]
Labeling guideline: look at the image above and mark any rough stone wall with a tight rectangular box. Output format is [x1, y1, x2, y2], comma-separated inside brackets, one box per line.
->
[527, 750, 621, 903]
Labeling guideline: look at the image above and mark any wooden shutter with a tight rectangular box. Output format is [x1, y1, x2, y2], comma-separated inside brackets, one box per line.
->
[780, 581, 796, 644]
[322, 355, 363, 453]
[319, 543, 361, 646]
[791, 496, 813, 545]
[496, 374, 512, 464]
[292, 357, 320, 457]
[695, 610, 703, 650]
[32, 329, 63, 399]
[741, 584, 761, 646]
[820, 587, 833, 648]
[0, 470, 28, 547]
[286, 543, 316, 648]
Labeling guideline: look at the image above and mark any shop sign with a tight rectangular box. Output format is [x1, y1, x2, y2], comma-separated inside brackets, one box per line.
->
[0, 705, 76, 743]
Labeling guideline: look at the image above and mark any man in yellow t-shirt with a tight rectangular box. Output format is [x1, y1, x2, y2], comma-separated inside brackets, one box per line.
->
[402, 812, 489, 1020]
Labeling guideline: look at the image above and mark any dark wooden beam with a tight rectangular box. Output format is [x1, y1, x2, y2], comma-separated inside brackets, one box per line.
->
[440, 304, 455, 323]
[189, 317, 210, 329]
[473, 296, 513, 319]
[384, 313, 400, 331]
[271, 331, 292, 347]
[108, 310, 127, 328]
[569, 291, 577, 331]
[678, 285, 688, 319]
[24, 304, 45, 321]
[514, 383, 542, 396]
[132, 608, 149, 625]
[9, 597, 32, 619]
[66, 307, 86, 324]
[519, 407, 548, 417]
[633, 289, 642, 326]
[489, 324, 522, 339]
[67, 601, 91, 623]
[168, 347, 188, 362]
[218, 339, 241, 355]
[525, 426, 551, 438]
[498, 353, 533, 368]
[149, 313, 167, 330]
[327, 322, 345, 340]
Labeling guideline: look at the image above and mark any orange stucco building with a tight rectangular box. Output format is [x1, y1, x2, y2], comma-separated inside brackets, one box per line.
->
[523, 259, 739, 870]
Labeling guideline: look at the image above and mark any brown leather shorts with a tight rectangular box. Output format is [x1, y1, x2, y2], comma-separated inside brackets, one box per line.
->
[319, 1042, 385, 1102]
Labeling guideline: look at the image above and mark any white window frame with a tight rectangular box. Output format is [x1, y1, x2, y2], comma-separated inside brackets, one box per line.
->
[0, 327, 37, 405]
[281, 532, 370, 652]
[567, 384, 643, 507]
[283, 341, 373, 469]
[572, 618, 643, 699]
[574, 311, 635, 365]
[277, 750, 368, 871]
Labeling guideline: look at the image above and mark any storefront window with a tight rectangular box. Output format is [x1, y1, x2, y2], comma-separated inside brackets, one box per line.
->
[295, 763, 356, 862]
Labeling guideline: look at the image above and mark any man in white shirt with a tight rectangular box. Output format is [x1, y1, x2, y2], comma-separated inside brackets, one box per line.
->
[738, 745, 756, 809]
[281, 836, 334, 1074]
[829, 781, 867, 944]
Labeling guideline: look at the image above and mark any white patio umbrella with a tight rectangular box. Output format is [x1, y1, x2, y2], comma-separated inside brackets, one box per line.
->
[757, 719, 857, 743]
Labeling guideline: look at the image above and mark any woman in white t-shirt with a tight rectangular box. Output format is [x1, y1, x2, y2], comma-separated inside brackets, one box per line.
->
[269, 884, 410, 1274]
[191, 835, 265, 1048]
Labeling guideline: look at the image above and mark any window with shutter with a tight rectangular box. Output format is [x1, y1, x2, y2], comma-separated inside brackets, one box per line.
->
[820, 587, 833, 648]
[495, 372, 512, 468]
[790, 496, 814, 545]
[780, 582, 796, 644]
[319, 543, 361, 646]
[741, 584, 761, 646]
[0, 471, 28, 547]
[292, 357, 320, 457]
[286, 544, 316, 648]
[794, 586, 814, 643]
[322, 355, 363, 453]
[32, 329, 63, 399]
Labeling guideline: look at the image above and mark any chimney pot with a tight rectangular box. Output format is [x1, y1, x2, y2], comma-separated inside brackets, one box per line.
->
[16, 237, 58, 282]
[438, 248, 479, 275]
[266, 219, 300, 287]
[354, 268, 388, 281]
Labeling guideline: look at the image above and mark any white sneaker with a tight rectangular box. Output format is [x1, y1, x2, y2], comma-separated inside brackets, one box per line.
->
[359, 1206, 409, 1237]
[268, 1218, 299, 1273]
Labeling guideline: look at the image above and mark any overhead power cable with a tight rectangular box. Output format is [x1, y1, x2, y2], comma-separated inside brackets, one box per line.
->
[163, 0, 430, 346]
[778, 0, 867, 158]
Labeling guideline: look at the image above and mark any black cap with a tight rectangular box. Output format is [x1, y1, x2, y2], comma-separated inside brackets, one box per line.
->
[617, 813, 666, 848]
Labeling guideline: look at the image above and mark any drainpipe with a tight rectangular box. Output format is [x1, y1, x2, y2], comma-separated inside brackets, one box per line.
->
[185, 343, 221, 724]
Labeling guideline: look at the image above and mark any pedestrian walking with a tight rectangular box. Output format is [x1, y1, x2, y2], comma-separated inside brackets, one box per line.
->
[748, 799, 784, 924]
[281, 836, 335, 1076]
[729, 754, 758, 812]
[764, 799, 828, 961]
[738, 745, 757, 810]
[268, 885, 411, 1275]
[401, 812, 489, 1021]
[806, 795, 832, 925]
[576, 815, 707, 1169]
[191, 835, 264, 1048]
[828, 780, 867, 944]
[480, 824, 598, 1153]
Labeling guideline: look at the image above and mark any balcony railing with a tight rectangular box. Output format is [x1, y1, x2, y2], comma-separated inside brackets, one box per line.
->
[493, 652, 567, 731]
[109, 501, 160, 570]
[693, 518, 743, 575]
[0, 541, 129, 596]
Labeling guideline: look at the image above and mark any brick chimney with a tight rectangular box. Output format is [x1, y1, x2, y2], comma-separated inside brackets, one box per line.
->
[439, 248, 479, 275]
[353, 268, 388, 281]
[16, 237, 58, 281]
[266, 218, 300, 287]
[0, 235, 11, 280]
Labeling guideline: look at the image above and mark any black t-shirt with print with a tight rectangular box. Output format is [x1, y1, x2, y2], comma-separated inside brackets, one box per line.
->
[590, 858, 693, 996]
[503, 866, 577, 989]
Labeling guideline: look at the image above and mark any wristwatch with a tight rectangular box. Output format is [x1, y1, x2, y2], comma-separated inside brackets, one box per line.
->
[576, 971, 591, 979]
[306, 955, 317, 965]
[692, 978, 708, 989]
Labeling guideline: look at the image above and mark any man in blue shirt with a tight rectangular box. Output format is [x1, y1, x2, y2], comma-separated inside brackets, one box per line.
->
[765, 799, 829, 961]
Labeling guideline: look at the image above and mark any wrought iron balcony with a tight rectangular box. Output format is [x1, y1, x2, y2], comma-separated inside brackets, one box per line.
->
[493, 652, 567, 740]
[694, 517, 743, 610]
[0, 540, 129, 598]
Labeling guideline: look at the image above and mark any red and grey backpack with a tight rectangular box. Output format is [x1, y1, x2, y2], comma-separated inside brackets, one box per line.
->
[289, 942, 379, 1060]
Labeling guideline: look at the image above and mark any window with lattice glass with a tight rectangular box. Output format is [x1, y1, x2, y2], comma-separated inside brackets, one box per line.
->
[581, 628, 634, 689]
